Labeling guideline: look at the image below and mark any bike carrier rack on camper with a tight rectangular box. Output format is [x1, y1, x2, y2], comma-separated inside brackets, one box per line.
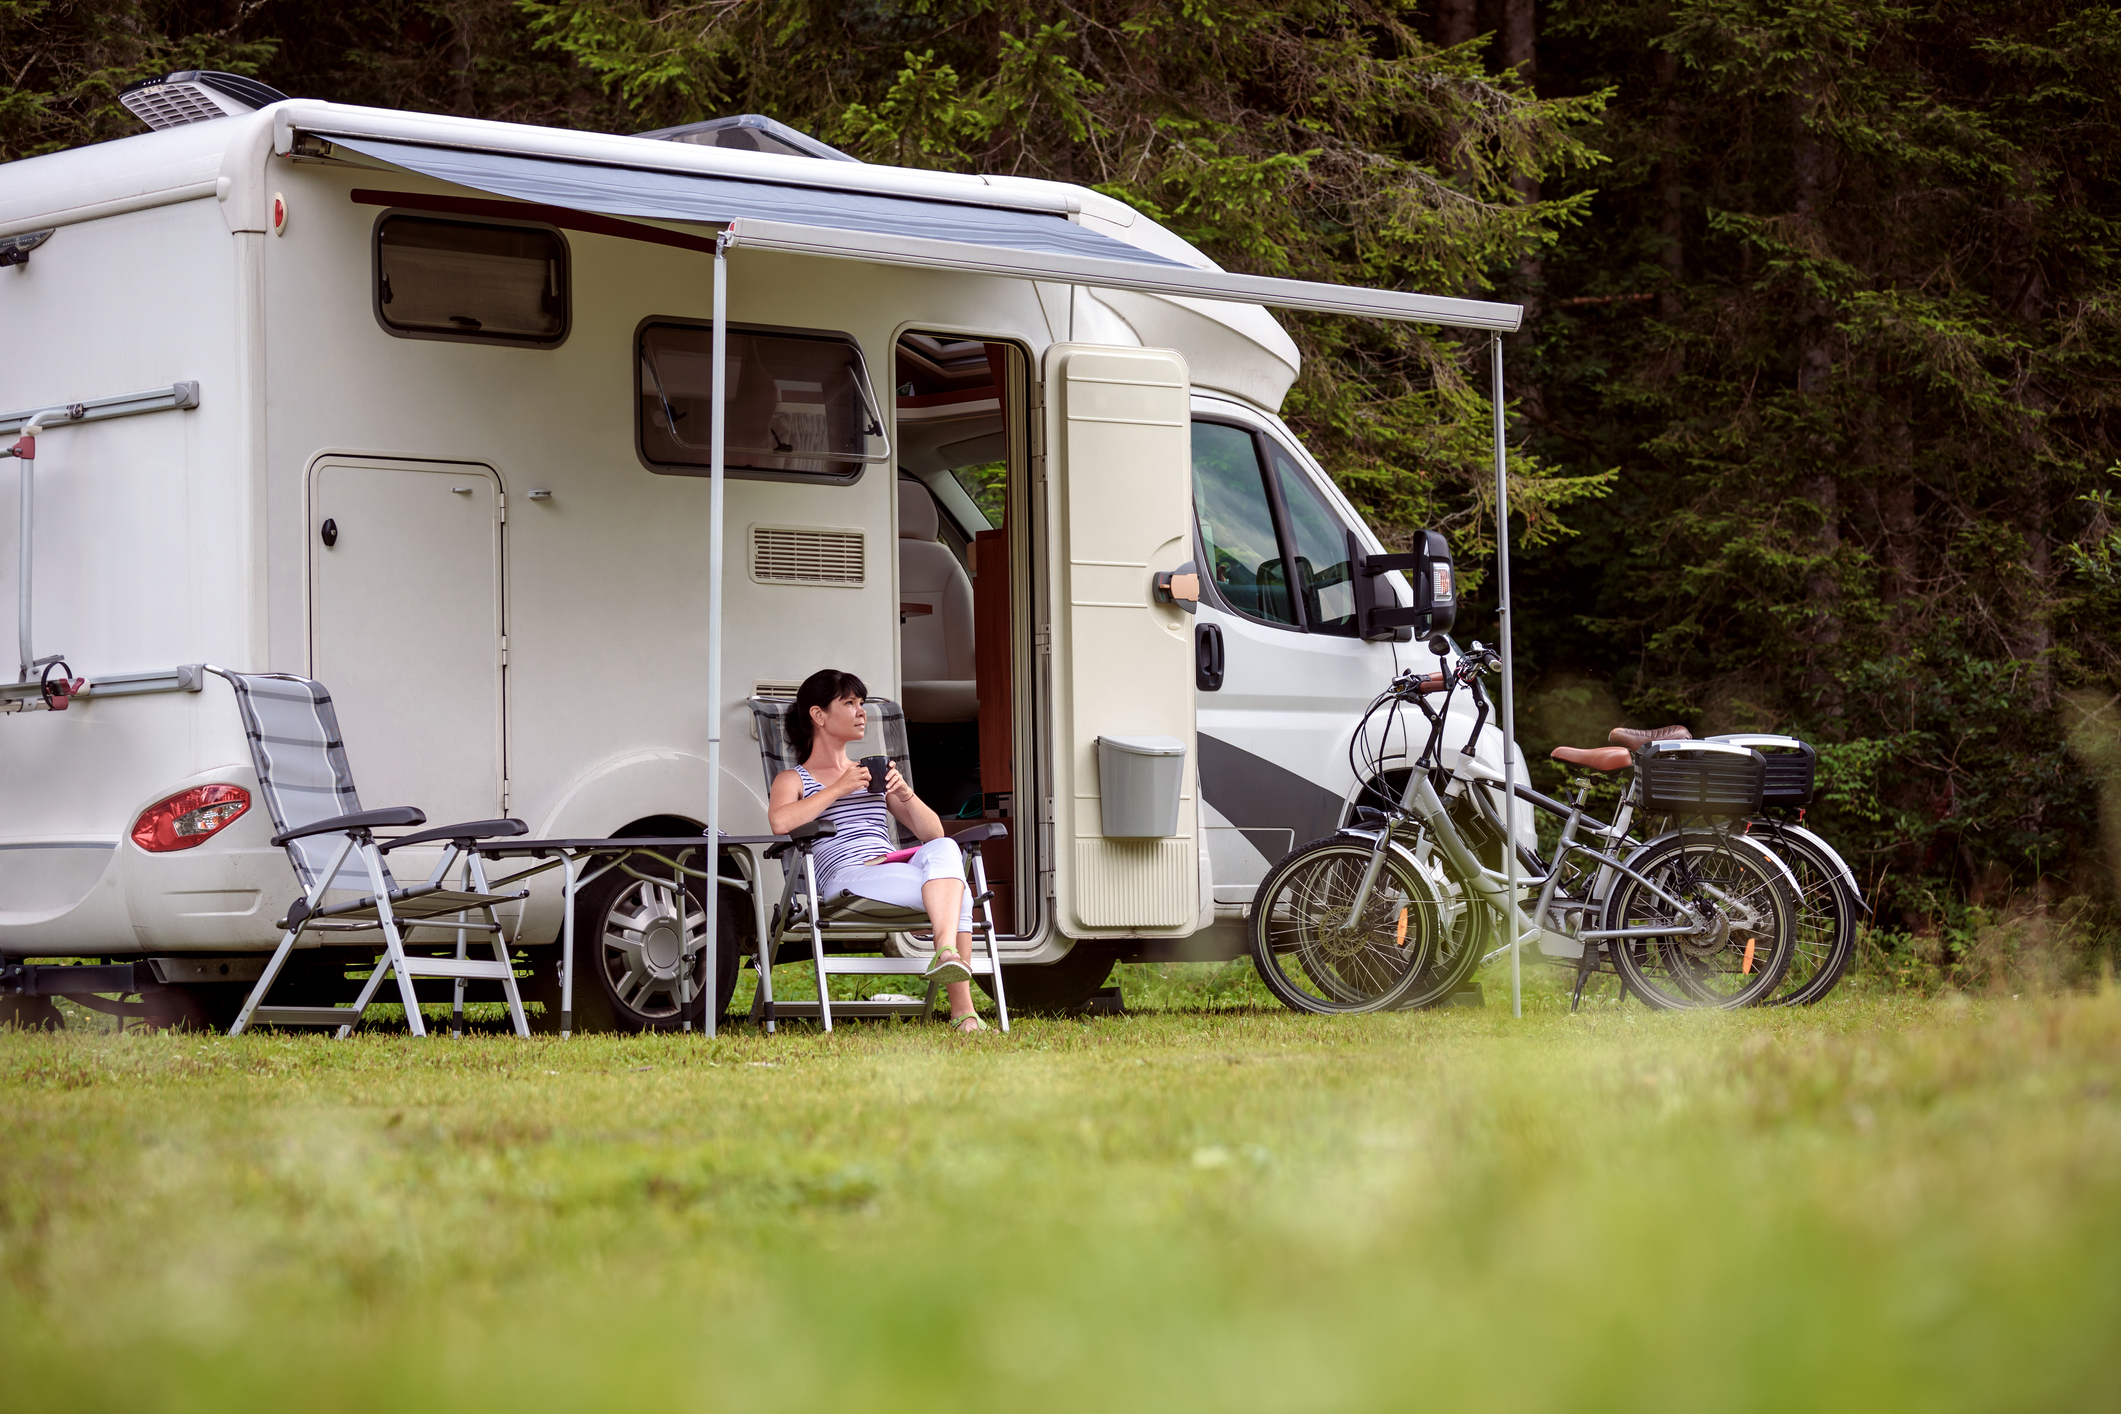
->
[2, 383, 204, 713]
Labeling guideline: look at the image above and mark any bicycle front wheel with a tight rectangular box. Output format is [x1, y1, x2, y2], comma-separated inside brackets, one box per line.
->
[1249, 836, 1443, 1014]
[1604, 832, 1796, 1010]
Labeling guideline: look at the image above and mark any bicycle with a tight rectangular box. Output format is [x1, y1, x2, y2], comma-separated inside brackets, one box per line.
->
[1247, 640, 1802, 1014]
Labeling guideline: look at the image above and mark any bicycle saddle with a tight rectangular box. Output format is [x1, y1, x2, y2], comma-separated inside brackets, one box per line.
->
[1552, 745, 1633, 772]
[1608, 725, 1692, 749]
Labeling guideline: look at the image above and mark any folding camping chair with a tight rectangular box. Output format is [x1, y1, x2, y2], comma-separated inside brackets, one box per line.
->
[214, 670, 535, 1037]
[746, 695, 1009, 1032]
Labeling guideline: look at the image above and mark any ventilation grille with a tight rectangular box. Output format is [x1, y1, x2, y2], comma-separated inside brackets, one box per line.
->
[750, 526, 865, 585]
[122, 84, 244, 129]
[751, 680, 803, 701]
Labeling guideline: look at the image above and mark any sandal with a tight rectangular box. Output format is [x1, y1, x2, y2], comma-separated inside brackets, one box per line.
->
[949, 1013, 988, 1033]
[921, 951, 972, 985]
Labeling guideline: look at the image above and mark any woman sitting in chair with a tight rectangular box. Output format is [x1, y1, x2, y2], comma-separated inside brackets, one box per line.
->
[767, 668, 987, 1032]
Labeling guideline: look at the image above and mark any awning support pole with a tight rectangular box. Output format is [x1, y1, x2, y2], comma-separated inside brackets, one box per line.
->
[1491, 336, 1521, 1020]
[702, 232, 731, 1040]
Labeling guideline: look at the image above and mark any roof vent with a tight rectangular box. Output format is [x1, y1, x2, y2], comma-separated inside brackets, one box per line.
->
[118, 71, 290, 131]
[634, 114, 860, 163]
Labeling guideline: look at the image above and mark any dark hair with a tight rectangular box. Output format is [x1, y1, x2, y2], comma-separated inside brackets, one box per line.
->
[785, 669, 868, 762]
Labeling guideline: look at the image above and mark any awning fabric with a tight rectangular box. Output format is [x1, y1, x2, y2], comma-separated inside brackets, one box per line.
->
[329, 135, 1522, 333]
[333, 136, 1187, 270]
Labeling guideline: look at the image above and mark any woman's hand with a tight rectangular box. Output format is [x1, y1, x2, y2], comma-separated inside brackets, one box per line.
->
[883, 765, 946, 842]
[826, 763, 872, 800]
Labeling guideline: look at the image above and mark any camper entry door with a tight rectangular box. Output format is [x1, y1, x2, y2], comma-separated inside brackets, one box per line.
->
[1043, 345, 1200, 939]
[309, 458, 507, 822]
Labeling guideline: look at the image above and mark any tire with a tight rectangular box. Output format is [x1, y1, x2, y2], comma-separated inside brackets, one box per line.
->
[571, 859, 744, 1032]
[1751, 824, 1861, 1006]
[1605, 832, 1796, 1010]
[137, 985, 248, 1033]
[1248, 835, 1447, 1015]
[1385, 836, 1489, 1011]
[0, 995, 64, 1030]
[975, 942, 1115, 1015]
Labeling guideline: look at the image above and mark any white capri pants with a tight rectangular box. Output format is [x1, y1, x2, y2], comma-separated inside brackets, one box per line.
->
[829, 837, 974, 932]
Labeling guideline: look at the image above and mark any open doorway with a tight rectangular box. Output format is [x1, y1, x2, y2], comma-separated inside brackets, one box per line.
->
[892, 331, 1029, 936]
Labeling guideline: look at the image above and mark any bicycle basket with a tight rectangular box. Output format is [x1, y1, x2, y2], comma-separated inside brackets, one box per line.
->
[1707, 733, 1815, 807]
[1633, 740, 1766, 816]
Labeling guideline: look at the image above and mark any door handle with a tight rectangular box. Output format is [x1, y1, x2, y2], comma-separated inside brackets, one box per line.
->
[1195, 622, 1225, 692]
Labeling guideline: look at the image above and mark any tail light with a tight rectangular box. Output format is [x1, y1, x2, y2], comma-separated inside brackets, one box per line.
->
[132, 785, 251, 852]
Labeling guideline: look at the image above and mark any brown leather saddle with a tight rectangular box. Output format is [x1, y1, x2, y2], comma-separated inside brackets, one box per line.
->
[1549, 724, 1692, 773]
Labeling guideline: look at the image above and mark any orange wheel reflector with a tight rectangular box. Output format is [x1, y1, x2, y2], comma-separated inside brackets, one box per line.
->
[1741, 937, 1757, 974]
[1394, 907, 1409, 948]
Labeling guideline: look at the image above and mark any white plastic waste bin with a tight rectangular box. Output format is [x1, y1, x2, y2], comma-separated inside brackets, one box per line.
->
[1095, 735, 1187, 838]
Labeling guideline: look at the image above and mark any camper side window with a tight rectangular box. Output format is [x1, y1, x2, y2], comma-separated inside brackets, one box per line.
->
[374, 216, 568, 346]
[637, 322, 889, 483]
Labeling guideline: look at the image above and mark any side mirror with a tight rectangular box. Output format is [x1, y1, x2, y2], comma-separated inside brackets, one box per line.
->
[1348, 529, 1456, 641]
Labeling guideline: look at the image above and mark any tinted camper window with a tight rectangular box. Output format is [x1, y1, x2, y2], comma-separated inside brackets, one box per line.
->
[637, 323, 887, 483]
[374, 216, 568, 346]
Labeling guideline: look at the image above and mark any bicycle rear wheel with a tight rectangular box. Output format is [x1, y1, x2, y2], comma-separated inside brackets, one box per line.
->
[1248, 835, 1443, 1014]
[1604, 832, 1795, 1010]
[1752, 824, 1861, 1006]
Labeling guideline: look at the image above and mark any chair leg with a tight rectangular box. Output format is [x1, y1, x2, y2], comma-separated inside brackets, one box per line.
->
[365, 846, 425, 1037]
[335, 945, 400, 1039]
[451, 857, 471, 1037]
[229, 923, 306, 1036]
[972, 851, 1008, 1034]
[805, 852, 832, 1033]
[232, 832, 358, 1036]
[472, 851, 530, 1038]
[750, 848, 777, 1034]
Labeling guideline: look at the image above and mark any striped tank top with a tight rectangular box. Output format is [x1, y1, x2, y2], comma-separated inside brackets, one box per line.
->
[795, 763, 895, 896]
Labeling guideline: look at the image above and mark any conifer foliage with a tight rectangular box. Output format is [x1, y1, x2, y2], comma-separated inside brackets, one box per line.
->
[4, 0, 2117, 930]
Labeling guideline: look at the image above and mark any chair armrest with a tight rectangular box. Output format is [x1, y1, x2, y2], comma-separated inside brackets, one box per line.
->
[763, 818, 836, 861]
[378, 818, 528, 852]
[954, 822, 1009, 848]
[270, 806, 426, 847]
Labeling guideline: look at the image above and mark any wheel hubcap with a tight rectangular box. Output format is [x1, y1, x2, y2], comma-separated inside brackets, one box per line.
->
[599, 881, 704, 1018]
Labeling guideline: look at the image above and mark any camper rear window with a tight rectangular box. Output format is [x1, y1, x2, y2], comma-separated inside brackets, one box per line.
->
[637, 323, 887, 482]
[374, 216, 568, 346]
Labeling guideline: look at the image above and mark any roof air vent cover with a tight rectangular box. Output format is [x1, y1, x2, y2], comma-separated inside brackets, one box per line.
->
[633, 114, 860, 163]
[118, 71, 290, 131]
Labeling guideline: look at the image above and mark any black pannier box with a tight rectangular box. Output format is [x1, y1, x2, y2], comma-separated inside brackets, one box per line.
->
[1708, 733, 1816, 808]
[1633, 740, 1766, 816]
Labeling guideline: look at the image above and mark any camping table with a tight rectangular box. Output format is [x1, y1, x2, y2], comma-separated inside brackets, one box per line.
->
[473, 834, 784, 1037]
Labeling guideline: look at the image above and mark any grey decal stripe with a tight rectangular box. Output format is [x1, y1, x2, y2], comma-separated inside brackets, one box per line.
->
[1197, 732, 1348, 848]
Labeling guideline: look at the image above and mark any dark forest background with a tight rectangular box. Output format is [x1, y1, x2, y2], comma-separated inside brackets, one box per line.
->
[7, 0, 2119, 977]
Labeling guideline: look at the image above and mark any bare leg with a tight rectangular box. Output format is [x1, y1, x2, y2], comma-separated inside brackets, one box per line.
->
[922, 876, 977, 1021]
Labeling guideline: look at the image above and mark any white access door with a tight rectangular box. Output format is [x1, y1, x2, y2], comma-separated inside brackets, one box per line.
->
[1044, 345, 1200, 937]
[310, 458, 505, 824]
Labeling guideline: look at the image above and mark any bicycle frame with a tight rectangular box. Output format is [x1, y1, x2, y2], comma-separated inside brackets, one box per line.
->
[1337, 661, 1799, 965]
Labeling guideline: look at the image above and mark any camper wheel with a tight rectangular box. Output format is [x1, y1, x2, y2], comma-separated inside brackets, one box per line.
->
[0, 995, 65, 1030]
[570, 861, 744, 1033]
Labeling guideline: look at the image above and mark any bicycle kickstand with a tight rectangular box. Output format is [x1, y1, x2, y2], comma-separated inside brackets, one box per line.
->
[1568, 944, 1601, 1012]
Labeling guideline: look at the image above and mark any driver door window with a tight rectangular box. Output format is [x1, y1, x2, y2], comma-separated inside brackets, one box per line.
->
[1267, 444, 1359, 636]
[1192, 421, 1296, 627]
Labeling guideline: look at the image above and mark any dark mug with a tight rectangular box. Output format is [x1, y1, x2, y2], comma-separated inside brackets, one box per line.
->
[861, 755, 891, 794]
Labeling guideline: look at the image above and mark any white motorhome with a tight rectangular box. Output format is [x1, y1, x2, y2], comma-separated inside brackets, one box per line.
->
[0, 81, 1519, 1028]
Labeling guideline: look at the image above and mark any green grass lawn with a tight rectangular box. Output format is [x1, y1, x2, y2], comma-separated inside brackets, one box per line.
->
[3, 962, 2118, 1412]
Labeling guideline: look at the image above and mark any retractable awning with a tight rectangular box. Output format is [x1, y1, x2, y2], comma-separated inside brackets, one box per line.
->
[310, 116, 1529, 1026]
[325, 135, 1524, 333]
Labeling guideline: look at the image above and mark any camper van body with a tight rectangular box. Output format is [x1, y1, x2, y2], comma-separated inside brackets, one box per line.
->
[0, 103, 1513, 1011]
